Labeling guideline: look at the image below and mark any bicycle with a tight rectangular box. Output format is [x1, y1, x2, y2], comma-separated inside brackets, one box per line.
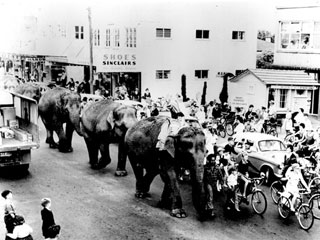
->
[270, 178, 287, 204]
[231, 176, 267, 215]
[277, 188, 314, 230]
[262, 120, 278, 137]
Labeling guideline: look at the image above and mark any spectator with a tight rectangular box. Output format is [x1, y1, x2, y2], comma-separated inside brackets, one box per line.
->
[226, 167, 240, 211]
[211, 103, 222, 119]
[150, 103, 159, 116]
[142, 88, 151, 102]
[41, 198, 56, 239]
[2, 190, 16, 234]
[283, 111, 293, 134]
[268, 100, 277, 119]
[195, 105, 206, 124]
[303, 113, 313, 131]
[132, 87, 140, 101]
[65, 78, 75, 91]
[245, 104, 255, 120]
[60, 71, 67, 88]
[233, 116, 245, 136]
[6, 215, 33, 240]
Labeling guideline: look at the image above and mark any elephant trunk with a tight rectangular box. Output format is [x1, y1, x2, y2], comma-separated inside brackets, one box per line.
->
[69, 107, 83, 136]
[190, 152, 206, 217]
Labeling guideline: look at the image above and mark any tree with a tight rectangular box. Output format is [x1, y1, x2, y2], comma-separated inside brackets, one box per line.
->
[201, 81, 207, 106]
[219, 73, 233, 104]
[181, 74, 187, 102]
[256, 50, 274, 68]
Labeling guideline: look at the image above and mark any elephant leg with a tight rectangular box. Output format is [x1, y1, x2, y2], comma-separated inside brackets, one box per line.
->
[115, 141, 128, 177]
[56, 125, 72, 153]
[96, 142, 111, 169]
[158, 174, 171, 209]
[84, 137, 99, 167]
[42, 118, 58, 148]
[159, 150, 186, 218]
[129, 155, 146, 198]
[64, 122, 75, 151]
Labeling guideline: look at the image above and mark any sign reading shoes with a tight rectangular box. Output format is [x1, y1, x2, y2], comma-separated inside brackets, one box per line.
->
[102, 54, 136, 66]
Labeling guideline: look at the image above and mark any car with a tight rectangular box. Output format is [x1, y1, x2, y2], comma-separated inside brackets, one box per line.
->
[232, 132, 287, 184]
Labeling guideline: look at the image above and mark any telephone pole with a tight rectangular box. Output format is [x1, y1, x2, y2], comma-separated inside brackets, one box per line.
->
[87, 7, 94, 94]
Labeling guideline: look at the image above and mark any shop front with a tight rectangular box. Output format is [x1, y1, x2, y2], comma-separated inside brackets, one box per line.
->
[95, 51, 141, 100]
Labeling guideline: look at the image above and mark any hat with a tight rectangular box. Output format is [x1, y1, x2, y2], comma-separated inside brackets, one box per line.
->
[15, 215, 25, 225]
[1, 190, 12, 199]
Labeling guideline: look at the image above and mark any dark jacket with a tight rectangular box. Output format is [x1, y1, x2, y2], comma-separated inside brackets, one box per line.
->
[41, 208, 55, 238]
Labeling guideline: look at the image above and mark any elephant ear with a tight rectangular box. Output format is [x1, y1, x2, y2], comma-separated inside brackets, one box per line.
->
[107, 111, 115, 129]
[56, 92, 69, 116]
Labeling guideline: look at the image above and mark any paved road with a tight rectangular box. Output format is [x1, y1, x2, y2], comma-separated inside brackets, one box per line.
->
[0, 122, 320, 240]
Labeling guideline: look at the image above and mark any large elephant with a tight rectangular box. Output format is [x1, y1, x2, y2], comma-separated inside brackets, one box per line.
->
[38, 87, 82, 152]
[125, 116, 207, 218]
[80, 100, 137, 175]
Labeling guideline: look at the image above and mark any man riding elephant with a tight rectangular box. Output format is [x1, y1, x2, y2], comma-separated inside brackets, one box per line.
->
[125, 116, 207, 218]
[38, 87, 83, 153]
[80, 100, 137, 175]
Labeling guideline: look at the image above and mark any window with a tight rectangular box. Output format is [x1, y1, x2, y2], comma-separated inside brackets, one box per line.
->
[126, 28, 137, 47]
[232, 31, 245, 40]
[114, 28, 120, 47]
[75, 26, 84, 39]
[93, 29, 100, 46]
[279, 21, 320, 50]
[106, 29, 111, 47]
[279, 89, 288, 108]
[195, 70, 208, 79]
[156, 28, 171, 38]
[196, 30, 209, 39]
[156, 70, 171, 79]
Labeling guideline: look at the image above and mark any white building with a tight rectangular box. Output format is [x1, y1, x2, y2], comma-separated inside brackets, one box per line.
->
[92, 1, 259, 100]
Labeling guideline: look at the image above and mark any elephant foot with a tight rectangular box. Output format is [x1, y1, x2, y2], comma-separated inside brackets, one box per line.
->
[59, 146, 73, 153]
[91, 162, 107, 170]
[135, 191, 151, 199]
[170, 209, 187, 218]
[114, 170, 128, 177]
[49, 142, 59, 149]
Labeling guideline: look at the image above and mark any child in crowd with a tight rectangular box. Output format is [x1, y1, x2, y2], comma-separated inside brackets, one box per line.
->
[204, 154, 223, 217]
[2, 190, 16, 234]
[226, 167, 240, 211]
[41, 198, 56, 239]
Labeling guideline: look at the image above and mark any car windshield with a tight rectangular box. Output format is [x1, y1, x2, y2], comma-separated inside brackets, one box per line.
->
[258, 140, 286, 152]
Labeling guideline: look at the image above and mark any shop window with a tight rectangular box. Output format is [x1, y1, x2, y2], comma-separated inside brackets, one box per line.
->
[279, 89, 288, 108]
[156, 70, 171, 79]
[75, 26, 84, 39]
[94, 29, 100, 46]
[126, 28, 137, 48]
[106, 29, 111, 47]
[196, 30, 209, 39]
[279, 21, 320, 50]
[195, 70, 208, 79]
[232, 31, 245, 40]
[114, 29, 120, 47]
[156, 28, 171, 38]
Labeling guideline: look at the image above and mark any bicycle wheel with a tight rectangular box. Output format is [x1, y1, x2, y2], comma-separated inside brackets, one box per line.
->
[278, 196, 291, 219]
[226, 123, 234, 136]
[308, 193, 320, 220]
[297, 204, 314, 231]
[309, 177, 320, 194]
[251, 190, 267, 215]
[270, 181, 284, 204]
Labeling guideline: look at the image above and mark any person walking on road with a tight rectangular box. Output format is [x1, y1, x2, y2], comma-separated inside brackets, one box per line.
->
[41, 198, 57, 239]
[2, 190, 16, 235]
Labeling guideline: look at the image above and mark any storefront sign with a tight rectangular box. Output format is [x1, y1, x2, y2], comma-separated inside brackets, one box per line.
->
[271, 85, 318, 90]
[102, 54, 136, 66]
[230, 96, 247, 108]
[25, 57, 46, 62]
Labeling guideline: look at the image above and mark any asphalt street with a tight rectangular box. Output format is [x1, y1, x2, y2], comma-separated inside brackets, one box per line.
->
[0, 121, 320, 240]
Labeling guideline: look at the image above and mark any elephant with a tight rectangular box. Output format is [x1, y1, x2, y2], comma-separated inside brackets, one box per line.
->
[125, 116, 207, 218]
[80, 100, 137, 175]
[38, 87, 82, 152]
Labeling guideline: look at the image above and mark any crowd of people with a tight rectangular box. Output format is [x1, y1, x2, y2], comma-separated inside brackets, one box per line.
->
[2, 190, 60, 240]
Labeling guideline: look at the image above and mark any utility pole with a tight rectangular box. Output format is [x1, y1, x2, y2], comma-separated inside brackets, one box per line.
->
[87, 7, 94, 94]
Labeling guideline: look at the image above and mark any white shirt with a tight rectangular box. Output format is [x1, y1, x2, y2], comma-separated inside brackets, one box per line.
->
[234, 123, 244, 135]
[7, 223, 33, 239]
